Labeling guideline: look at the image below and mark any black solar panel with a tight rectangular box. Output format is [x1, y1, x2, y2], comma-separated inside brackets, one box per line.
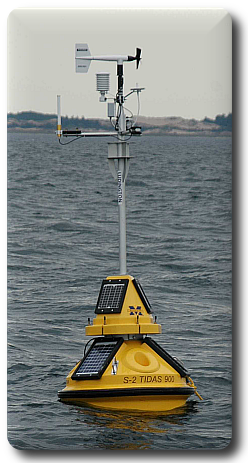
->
[98, 284, 124, 309]
[132, 279, 152, 313]
[76, 343, 116, 375]
[72, 338, 123, 380]
[95, 279, 129, 314]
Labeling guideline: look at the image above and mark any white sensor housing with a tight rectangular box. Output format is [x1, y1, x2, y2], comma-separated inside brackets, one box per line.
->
[96, 73, 110, 102]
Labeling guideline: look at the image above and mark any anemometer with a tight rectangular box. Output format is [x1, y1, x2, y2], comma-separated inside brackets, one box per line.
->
[57, 44, 144, 139]
[56, 44, 145, 275]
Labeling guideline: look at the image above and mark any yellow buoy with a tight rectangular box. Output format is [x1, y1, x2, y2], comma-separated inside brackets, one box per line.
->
[58, 275, 201, 412]
[57, 45, 202, 413]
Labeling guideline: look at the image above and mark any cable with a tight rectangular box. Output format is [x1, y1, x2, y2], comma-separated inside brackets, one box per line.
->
[108, 132, 132, 141]
[58, 137, 83, 146]
[123, 105, 134, 118]
[83, 338, 95, 358]
[116, 132, 133, 142]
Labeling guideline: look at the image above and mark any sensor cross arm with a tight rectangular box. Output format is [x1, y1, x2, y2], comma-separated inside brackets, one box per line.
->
[77, 55, 130, 63]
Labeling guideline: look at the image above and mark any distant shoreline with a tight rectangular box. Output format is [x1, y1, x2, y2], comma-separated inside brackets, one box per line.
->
[7, 111, 232, 137]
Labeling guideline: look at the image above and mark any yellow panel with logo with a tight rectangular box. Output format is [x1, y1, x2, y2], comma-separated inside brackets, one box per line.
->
[85, 275, 161, 336]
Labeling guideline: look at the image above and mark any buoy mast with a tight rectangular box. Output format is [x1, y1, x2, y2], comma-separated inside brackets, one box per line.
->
[57, 44, 144, 276]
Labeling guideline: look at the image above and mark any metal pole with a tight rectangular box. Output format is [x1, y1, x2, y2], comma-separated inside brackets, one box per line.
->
[57, 95, 62, 138]
[117, 61, 127, 275]
[117, 141, 127, 275]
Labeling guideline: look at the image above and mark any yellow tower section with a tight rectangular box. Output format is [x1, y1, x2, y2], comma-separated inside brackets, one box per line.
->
[86, 275, 161, 336]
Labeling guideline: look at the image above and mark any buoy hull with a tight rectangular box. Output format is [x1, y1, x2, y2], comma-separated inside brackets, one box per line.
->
[58, 389, 193, 412]
[58, 337, 195, 412]
[59, 396, 191, 412]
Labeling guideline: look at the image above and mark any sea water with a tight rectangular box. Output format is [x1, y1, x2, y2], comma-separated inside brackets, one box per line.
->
[7, 133, 232, 450]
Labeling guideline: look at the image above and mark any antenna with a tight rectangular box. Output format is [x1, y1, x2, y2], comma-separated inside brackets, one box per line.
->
[57, 44, 145, 275]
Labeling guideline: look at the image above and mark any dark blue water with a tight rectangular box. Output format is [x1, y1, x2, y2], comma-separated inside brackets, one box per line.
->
[7, 133, 232, 450]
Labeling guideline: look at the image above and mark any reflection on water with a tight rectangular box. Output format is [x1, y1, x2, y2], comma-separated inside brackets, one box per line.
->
[67, 400, 199, 450]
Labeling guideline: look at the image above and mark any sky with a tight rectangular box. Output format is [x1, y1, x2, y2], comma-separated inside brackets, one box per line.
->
[7, 8, 232, 120]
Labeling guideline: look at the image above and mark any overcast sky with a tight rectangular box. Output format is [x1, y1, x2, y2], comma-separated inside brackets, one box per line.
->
[7, 8, 232, 120]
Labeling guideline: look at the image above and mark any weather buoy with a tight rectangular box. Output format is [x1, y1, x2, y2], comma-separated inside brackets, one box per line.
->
[57, 44, 202, 412]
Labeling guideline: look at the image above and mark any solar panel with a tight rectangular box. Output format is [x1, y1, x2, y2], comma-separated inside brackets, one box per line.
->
[132, 279, 152, 313]
[95, 279, 129, 314]
[72, 338, 123, 380]
[98, 284, 124, 309]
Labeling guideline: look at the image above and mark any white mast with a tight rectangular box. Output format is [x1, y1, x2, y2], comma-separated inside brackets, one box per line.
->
[116, 58, 127, 275]
[57, 44, 144, 275]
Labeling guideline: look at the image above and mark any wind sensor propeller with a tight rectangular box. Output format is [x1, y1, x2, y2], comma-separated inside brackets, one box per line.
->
[127, 47, 142, 69]
[134, 48, 142, 69]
